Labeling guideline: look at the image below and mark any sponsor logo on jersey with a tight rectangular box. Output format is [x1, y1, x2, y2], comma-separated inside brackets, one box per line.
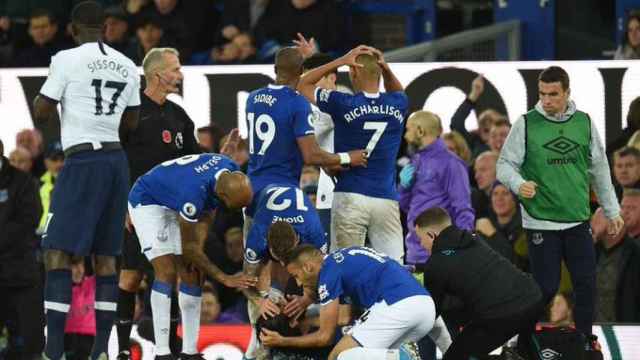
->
[532, 232, 544, 245]
[182, 202, 197, 217]
[318, 284, 329, 301]
[245, 248, 257, 262]
[175, 132, 183, 149]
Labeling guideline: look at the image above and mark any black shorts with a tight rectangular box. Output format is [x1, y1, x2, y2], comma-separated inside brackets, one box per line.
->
[121, 229, 152, 273]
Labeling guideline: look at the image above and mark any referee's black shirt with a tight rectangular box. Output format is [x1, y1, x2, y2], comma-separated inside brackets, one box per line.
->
[121, 92, 201, 184]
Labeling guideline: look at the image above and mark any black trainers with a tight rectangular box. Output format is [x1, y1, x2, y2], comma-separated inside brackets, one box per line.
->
[116, 351, 130, 360]
[179, 353, 206, 360]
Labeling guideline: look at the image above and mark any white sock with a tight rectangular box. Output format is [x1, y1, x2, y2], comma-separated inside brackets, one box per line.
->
[337, 348, 400, 360]
[429, 316, 453, 353]
[179, 285, 202, 355]
[150, 281, 172, 356]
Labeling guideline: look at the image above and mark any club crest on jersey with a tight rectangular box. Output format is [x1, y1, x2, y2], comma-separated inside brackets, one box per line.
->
[175, 132, 183, 149]
[162, 130, 172, 144]
[182, 202, 197, 217]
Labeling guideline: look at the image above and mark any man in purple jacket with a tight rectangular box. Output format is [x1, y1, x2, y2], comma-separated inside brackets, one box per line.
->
[399, 110, 475, 265]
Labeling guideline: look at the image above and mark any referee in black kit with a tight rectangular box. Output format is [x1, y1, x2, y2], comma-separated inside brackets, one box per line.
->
[116, 47, 201, 360]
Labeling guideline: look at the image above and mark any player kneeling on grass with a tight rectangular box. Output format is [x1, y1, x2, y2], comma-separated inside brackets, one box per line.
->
[128, 153, 257, 359]
[260, 244, 433, 360]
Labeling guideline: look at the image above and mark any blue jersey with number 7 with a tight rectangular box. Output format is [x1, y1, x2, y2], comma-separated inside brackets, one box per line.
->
[245, 84, 314, 214]
[314, 88, 408, 200]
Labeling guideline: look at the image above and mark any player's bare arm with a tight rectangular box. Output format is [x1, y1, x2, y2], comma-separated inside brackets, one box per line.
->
[260, 298, 340, 348]
[297, 135, 368, 168]
[370, 47, 403, 92]
[241, 259, 281, 318]
[297, 45, 373, 104]
[33, 95, 58, 123]
[283, 285, 316, 319]
[179, 215, 257, 289]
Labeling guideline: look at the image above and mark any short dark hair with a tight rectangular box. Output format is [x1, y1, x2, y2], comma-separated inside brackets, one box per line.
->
[30, 8, 56, 23]
[71, 1, 104, 28]
[303, 53, 336, 74]
[538, 66, 570, 91]
[614, 146, 640, 161]
[267, 221, 298, 261]
[283, 244, 320, 266]
[415, 207, 451, 229]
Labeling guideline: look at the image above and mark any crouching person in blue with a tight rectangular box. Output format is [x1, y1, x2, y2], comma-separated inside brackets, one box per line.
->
[415, 207, 544, 359]
[260, 244, 434, 360]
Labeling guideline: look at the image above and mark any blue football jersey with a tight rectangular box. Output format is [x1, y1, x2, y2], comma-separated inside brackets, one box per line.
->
[128, 153, 239, 222]
[315, 88, 408, 200]
[318, 247, 428, 309]
[245, 183, 327, 264]
[245, 84, 314, 214]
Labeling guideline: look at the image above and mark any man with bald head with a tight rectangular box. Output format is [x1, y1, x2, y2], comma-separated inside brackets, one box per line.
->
[399, 110, 474, 266]
[128, 153, 257, 359]
[472, 150, 499, 218]
[297, 45, 408, 262]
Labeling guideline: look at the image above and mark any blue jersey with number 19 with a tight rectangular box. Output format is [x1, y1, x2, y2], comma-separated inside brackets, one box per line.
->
[318, 246, 428, 309]
[315, 88, 408, 200]
[245, 84, 314, 212]
[128, 153, 238, 222]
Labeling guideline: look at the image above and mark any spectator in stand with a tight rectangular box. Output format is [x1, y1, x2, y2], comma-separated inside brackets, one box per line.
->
[475, 182, 527, 271]
[253, 0, 342, 58]
[64, 258, 96, 360]
[488, 118, 511, 153]
[208, 32, 257, 65]
[125, 14, 165, 65]
[471, 151, 498, 218]
[592, 203, 640, 323]
[548, 292, 575, 327]
[300, 165, 320, 188]
[103, 5, 130, 54]
[216, 0, 269, 45]
[133, 0, 218, 61]
[442, 131, 472, 165]
[11, 9, 72, 67]
[15, 128, 45, 177]
[200, 286, 245, 324]
[612, 146, 640, 200]
[399, 110, 474, 267]
[0, 0, 72, 52]
[197, 126, 214, 152]
[614, 10, 640, 60]
[449, 75, 506, 157]
[608, 97, 640, 157]
[0, 138, 44, 360]
[621, 188, 640, 240]
[38, 141, 64, 233]
[8, 146, 33, 174]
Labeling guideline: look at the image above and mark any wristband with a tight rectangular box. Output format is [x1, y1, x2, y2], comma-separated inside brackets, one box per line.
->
[338, 152, 350, 166]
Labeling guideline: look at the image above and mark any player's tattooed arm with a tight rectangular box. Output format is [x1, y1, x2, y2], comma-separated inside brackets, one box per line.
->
[180, 216, 257, 289]
[33, 95, 58, 123]
[261, 297, 340, 348]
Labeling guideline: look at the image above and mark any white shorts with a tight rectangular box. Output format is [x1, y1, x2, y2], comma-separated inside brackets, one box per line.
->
[350, 295, 435, 349]
[331, 192, 404, 263]
[128, 203, 181, 261]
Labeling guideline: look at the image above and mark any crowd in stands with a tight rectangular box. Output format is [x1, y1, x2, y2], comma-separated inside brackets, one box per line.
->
[0, 0, 348, 67]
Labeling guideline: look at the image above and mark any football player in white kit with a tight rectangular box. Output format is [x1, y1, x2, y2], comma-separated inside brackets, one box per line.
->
[33, 2, 140, 360]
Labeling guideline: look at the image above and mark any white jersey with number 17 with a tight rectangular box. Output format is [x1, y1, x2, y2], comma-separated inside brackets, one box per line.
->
[39, 41, 141, 151]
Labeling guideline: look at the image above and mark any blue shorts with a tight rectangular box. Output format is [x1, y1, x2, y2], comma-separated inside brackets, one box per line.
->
[41, 149, 129, 256]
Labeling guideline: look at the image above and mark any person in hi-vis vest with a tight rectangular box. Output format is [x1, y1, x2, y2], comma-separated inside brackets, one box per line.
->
[496, 66, 624, 352]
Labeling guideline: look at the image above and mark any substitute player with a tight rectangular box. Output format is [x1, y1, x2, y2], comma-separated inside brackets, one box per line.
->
[33, 2, 140, 360]
[297, 45, 408, 262]
[116, 47, 201, 360]
[260, 245, 434, 360]
[243, 185, 327, 321]
[243, 46, 367, 359]
[128, 153, 257, 359]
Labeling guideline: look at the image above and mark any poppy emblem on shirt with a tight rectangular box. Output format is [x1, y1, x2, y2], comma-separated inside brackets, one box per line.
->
[162, 130, 172, 144]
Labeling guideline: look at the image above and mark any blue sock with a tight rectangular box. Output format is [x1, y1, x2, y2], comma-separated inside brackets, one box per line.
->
[91, 275, 118, 360]
[44, 269, 72, 360]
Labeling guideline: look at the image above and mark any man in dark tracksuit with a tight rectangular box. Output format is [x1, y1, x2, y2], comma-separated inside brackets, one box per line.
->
[414, 207, 543, 360]
[0, 139, 44, 360]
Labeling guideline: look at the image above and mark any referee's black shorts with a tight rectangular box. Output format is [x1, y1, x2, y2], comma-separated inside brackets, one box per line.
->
[121, 229, 153, 274]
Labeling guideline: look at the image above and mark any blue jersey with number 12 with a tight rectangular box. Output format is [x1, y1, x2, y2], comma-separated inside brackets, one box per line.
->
[244, 183, 327, 265]
[128, 153, 238, 222]
[245, 84, 314, 211]
[315, 88, 408, 200]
